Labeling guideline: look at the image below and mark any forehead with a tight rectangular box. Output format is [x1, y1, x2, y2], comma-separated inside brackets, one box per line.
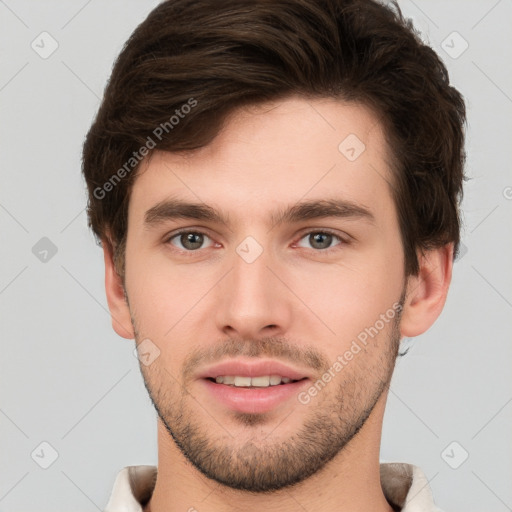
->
[129, 96, 395, 226]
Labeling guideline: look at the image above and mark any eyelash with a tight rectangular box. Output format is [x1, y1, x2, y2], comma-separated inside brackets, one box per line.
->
[164, 228, 348, 256]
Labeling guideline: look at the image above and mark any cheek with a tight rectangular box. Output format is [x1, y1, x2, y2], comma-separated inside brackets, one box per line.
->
[126, 255, 219, 342]
[128, 274, 197, 376]
[287, 253, 402, 343]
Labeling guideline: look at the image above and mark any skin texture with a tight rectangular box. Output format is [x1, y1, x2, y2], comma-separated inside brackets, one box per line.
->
[103, 97, 453, 512]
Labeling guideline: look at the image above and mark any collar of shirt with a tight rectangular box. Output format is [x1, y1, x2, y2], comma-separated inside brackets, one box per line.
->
[103, 462, 443, 512]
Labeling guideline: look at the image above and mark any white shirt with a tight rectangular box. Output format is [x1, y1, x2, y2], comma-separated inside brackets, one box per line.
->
[103, 462, 443, 511]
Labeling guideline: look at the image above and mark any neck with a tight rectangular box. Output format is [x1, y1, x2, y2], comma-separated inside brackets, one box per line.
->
[146, 393, 393, 512]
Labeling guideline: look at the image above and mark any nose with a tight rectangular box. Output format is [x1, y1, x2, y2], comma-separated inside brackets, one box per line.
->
[214, 245, 292, 340]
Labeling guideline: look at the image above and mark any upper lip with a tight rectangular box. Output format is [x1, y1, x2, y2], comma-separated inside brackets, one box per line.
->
[197, 359, 311, 381]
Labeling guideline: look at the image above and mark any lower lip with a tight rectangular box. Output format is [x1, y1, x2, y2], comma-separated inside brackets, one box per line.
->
[200, 378, 309, 414]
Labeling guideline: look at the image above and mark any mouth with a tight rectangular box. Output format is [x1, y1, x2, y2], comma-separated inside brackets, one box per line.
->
[200, 375, 310, 415]
[197, 359, 312, 414]
[205, 375, 308, 388]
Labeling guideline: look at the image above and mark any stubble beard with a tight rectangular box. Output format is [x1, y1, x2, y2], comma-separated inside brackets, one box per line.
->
[133, 311, 401, 493]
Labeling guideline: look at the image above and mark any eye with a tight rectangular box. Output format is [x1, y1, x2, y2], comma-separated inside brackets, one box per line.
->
[165, 229, 347, 254]
[295, 230, 345, 251]
[166, 230, 214, 251]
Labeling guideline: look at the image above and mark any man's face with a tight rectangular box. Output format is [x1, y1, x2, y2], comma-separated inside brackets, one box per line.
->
[122, 97, 407, 492]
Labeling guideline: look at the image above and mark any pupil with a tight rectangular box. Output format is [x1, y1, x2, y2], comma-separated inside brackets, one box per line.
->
[310, 233, 332, 249]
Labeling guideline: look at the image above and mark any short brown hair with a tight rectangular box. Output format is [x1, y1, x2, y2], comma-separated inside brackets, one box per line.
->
[82, 0, 466, 277]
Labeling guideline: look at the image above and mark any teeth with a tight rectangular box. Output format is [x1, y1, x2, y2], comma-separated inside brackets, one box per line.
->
[250, 376, 270, 387]
[214, 375, 296, 387]
[234, 376, 252, 387]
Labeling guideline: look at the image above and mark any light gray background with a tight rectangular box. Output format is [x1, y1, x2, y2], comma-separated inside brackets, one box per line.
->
[1, 1, 511, 510]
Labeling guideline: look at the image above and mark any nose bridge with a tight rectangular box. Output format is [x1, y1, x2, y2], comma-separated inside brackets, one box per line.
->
[215, 238, 290, 336]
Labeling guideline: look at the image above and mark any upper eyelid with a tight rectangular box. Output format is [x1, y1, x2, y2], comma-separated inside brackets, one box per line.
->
[166, 228, 215, 243]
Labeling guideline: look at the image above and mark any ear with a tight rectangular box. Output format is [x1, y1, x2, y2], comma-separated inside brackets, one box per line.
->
[400, 243, 454, 338]
[103, 239, 135, 339]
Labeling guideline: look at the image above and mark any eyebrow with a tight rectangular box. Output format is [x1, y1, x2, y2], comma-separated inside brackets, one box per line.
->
[143, 197, 375, 229]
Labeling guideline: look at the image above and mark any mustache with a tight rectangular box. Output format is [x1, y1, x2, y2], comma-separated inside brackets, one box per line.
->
[182, 337, 330, 380]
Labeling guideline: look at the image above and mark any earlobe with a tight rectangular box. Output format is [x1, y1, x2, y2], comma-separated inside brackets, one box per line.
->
[103, 239, 135, 340]
[400, 243, 454, 338]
